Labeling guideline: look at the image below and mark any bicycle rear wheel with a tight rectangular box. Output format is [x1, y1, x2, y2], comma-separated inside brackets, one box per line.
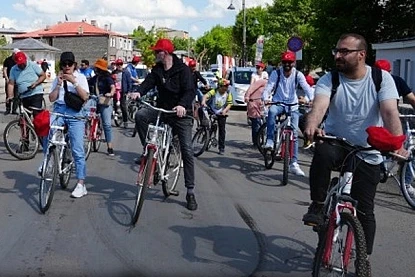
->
[39, 147, 59, 213]
[162, 137, 181, 197]
[192, 127, 209, 157]
[281, 132, 290, 186]
[3, 119, 39, 160]
[84, 121, 92, 160]
[256, 123, 267, 155]
[312, 212, 369, 277]
[113, 111, 121, 127]
[399, 161, 415, 209]
[131, 148, 154, 225]
[60, 145, 73, 189]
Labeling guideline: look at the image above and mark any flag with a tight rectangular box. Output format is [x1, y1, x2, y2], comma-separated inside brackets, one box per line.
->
[65, 14, 68, 21]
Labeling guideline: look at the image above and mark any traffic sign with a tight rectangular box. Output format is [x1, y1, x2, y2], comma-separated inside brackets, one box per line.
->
[287, 36, 303, 52]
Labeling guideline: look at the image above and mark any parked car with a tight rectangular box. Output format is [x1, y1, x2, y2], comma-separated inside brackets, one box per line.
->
[226, 66, 256, 107]
[200, 71, 218, 89]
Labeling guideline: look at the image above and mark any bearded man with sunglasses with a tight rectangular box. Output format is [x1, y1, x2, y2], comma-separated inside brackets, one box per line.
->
[302, 33, 406, 260]
[132, 38, 198, 211]
[7, 51, 46, 118]
[262, 50, 314, 176]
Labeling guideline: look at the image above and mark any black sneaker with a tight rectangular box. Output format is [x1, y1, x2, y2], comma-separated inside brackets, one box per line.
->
[218, 149, 225, 155]
[302, 202, 325, 226]
[186, 193, 198, 211]
[107, 148, 115, 156]
[4, 110, 10, 115]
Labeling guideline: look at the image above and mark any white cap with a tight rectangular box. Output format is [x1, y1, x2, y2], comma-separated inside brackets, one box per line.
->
[13, 48, 20, 54]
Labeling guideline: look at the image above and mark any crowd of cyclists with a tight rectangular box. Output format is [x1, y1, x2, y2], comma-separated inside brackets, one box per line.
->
[4, 33, 415, 275]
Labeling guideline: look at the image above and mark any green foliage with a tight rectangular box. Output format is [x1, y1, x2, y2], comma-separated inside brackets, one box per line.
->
[194, 25, 234, 65]
[0, 36, 11, 67]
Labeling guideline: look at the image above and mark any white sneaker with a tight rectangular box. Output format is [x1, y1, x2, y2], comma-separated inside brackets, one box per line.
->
[71, 183, 87, 198]
[289, 162, 305, 176]
[265, 139, 274, 149]
[406, 184, 415, 198]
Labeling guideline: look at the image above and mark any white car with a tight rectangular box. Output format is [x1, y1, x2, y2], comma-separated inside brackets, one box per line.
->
[226, 67, 256, 107]
[200, 71, 218, 89]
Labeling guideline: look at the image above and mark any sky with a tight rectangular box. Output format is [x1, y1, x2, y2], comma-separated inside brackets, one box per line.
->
[0, 0, 273, 38]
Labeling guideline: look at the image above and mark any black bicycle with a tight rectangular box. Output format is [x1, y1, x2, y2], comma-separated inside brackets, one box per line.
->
[191, 106, 226, 157]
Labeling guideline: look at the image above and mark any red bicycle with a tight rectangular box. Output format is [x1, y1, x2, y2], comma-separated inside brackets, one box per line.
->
[84, 97, 103, 160]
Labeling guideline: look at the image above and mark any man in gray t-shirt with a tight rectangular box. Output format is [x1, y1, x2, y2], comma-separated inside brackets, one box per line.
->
[302, 33, 406, 258]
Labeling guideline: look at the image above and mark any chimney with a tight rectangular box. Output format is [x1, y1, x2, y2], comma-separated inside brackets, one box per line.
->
[44, 25, 50, 31]
[91, 20, 97, 27]
[104, 24, 108, 31]
[78, 26, 84, 35]
[109, 23, 112, 31]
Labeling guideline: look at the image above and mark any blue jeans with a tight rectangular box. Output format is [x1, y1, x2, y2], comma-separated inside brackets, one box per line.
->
[43, 104, 86, 180]
[266, 104, 300, 164]
[404, 159, 415, 184]
[97, 104, 113, 143]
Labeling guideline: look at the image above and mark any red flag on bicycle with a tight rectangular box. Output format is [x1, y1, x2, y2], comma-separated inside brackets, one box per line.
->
[33, 110, 50, 137]
[366, 126, 405, 151]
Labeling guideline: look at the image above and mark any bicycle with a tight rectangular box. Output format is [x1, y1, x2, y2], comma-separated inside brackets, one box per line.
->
[256, 102, 299, 186]
[191, 106, 227, 157]
[398, 114, 415, 209]
[39, 112, 86, 213]
[3, 95, 43, 160]
[309, 134, 406, 277]
[83, 95, 103, 160]
[131, 100, 182, 225]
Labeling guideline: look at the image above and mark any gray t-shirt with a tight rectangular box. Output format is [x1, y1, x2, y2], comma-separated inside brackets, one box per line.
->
[315, 65, 399, 164]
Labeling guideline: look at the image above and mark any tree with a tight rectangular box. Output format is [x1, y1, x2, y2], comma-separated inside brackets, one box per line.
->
[0, 36, 10, 66]
[194, 25, 234, 66]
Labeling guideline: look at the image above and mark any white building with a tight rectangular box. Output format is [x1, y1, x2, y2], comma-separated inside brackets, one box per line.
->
[372, 37, 415, 90]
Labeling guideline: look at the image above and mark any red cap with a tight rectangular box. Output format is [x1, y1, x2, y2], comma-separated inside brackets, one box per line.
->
[188, 59, 196, 67]
[132, 56, 140, 63]
[150, 38, 175, 54]
[14, 51, 27, 65]
[281, 51, 296, 62]
[374, 59, 391, 72]
[115, 58, 123, 65]
[366, 126, 406, 151]
[256, 62, 265, 69]
[305, 75, 315, 86]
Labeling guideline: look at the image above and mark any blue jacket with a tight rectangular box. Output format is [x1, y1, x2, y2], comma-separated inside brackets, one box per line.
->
[121, 68, 132, 94]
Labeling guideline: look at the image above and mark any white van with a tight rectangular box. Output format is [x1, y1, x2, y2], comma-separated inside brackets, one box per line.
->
[226, 66, 256, 106]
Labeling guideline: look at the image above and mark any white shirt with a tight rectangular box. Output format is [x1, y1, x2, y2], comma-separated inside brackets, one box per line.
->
[49, 71, 89, 105]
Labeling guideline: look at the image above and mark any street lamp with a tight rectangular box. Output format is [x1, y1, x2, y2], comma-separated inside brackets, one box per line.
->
[228, 0, 246, 67]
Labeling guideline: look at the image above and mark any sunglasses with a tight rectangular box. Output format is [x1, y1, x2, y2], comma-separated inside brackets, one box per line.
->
[61, 61, 74, 67]
[154, 50, 164, 54]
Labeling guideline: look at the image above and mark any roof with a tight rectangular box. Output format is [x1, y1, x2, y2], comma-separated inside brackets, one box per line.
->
[13, 21, 127, 39]
[1, 37, 61, 52]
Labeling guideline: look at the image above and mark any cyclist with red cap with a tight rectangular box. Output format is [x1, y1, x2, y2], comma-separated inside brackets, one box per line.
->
[262, 50, 314, 176]
[132, 38, 198, 211]
[188, 59, 209, 102]
[125, 55, 141, 91]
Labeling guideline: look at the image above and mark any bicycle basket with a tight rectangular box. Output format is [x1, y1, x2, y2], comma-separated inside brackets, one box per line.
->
[146, 124, 166, 146]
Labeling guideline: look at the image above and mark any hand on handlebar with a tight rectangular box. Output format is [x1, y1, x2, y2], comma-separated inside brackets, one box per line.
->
[129, 92, 141, 100]
[173, 105, 186, 117]
[304, 127, 325, 144]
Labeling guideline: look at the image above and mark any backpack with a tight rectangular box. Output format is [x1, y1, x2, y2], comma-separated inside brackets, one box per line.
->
[272, 69, 299, 96]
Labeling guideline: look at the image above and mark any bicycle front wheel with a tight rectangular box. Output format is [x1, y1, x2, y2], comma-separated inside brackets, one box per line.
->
[312, 212, 369, 277]
[84, 121, 92, 160]
[39, 147, 59, 213]
[131, 148, 155, 225]
[281, 132, 290, 186]
[256, 122, 267, 155]
[192, 127, 209, 157]
[399, 161, 415, 209]
[162, 137, 181, 197]
[127, 99, 138, 123]
[4, 119, 39, 160]
[60, 145, 73, 189]
[92, 120, 102, 152]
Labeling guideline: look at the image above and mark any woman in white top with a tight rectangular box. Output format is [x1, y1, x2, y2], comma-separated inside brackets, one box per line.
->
[250, 62, 269, 84]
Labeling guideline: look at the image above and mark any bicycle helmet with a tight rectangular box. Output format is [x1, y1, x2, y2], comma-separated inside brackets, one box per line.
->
[281, 51, 296, 62]
[218, 78, 230, 87]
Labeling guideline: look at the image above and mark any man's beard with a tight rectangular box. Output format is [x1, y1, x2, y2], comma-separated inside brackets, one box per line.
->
[335, 59, 356, 74]
[283, 65, 292, 72]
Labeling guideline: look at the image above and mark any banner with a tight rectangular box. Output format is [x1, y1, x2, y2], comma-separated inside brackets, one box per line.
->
[255, 35, 264, 63]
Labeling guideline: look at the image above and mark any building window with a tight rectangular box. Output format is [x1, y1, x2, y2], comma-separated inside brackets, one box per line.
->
[393, 59, 401, 76]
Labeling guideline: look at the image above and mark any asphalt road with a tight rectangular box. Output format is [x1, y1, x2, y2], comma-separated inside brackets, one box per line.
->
[0, 103, 414, 276]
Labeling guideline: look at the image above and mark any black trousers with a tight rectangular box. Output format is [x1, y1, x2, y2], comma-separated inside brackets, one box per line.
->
[216, 115, 227, 151]
[5, 82, 18, 112]
[135, 106, 195, 189]
[21, 94, 44, 117]
[309, 141, 381, 255]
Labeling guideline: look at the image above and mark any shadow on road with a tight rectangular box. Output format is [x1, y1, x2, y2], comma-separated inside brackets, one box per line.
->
[170, 225, 315, 276]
